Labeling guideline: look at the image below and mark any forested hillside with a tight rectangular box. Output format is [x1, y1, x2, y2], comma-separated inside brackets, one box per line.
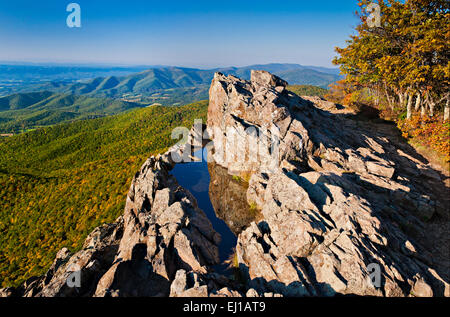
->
[0, 92, 143, 133]
[0, 101, 208, 287]
[287, 85, 328, 97]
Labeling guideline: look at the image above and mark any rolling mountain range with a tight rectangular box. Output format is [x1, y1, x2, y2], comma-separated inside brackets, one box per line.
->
[0, 63, 340, 104]
[0, 63, 336, 133]
[59, 63, 340, 96]
[0, 91, 142, 133]
[0, 64, 157, 97]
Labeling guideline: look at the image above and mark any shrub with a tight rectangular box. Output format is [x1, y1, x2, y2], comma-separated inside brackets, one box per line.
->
[398, 115, 450, 162]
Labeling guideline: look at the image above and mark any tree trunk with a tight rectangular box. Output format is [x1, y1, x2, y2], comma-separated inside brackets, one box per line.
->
[398, 93, 405, 107]
[406, 94, 413, 119]
[421, 105, 426, 117]
[383, 83, 393, 110]
[423, 93, 431, 117]
[414, 93, 421, 112]
[374, 88, 380, 106]
[444, 97, 449, 121]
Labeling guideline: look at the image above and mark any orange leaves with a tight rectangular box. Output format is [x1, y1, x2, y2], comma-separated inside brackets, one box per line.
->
[398, 115, 450, 162]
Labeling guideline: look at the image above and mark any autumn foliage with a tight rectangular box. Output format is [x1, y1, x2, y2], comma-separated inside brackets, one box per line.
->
[398, 116, 450, 162]
[0, 101, 209, 287]
[333, 0, 449, 120]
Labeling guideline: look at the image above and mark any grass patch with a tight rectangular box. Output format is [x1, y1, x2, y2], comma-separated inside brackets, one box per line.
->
[232, 175, 242, 182]
[231, 171, 252, 183]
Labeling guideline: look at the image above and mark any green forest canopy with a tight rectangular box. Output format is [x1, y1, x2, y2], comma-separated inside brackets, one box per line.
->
[0, 91, 143, 133]
[0, 101, 208, 287]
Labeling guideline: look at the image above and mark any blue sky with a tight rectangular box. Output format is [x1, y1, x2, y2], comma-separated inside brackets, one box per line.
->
[0, 0, 360, 68]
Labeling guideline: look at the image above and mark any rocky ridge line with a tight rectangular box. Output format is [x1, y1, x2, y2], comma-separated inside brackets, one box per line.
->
[207, 70, 449, 297]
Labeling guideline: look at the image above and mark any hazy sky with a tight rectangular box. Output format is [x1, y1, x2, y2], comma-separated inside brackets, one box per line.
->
[0, 0, 359, 68]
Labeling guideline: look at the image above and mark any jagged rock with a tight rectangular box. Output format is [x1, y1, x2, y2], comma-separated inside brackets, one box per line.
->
[366, 161, 395, 178]
[169, 270, 209, 297]
[247, 173, 269, 208]
[411, 276, 434, 297]
[301, 96, 344, 112]
[93, 132, 221, 296]
[236, 222, 314, 297]
[250, 70, 288, 88]
[0, 288, 15, 297]
[245, 288, 260, 297]
[210, 71, 449, 297]
[169, 269, 242, 297]
[207, 71, 312, 174]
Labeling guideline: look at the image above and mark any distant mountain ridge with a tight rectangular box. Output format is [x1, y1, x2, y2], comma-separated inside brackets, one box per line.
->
[67, 63, 340, 95]
[0, 63, 341, 100]
[0, 64, 154, 82]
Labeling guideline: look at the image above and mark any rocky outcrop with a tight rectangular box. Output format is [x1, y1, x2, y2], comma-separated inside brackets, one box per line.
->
[93, 152, 223, 296]
[208, 71, 449, 297]
[2, 129, 225, 297]
[2, 70, 448, 298]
